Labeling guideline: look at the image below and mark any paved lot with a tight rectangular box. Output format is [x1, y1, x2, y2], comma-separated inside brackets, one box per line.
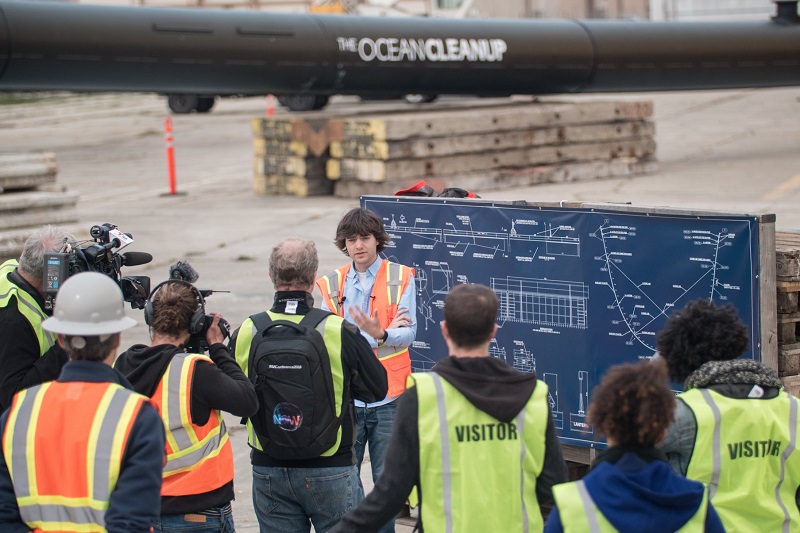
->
[0, 88, 798, 530]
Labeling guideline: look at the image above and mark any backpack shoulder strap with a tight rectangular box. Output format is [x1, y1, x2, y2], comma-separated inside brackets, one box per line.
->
[247, 311, 273, 375]
[249, 311, 272, 333]
[299, 308, 334, 330]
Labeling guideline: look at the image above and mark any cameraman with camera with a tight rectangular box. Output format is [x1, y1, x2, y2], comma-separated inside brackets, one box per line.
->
[0, 225, 75, 410]
[114, 278, 257, 532]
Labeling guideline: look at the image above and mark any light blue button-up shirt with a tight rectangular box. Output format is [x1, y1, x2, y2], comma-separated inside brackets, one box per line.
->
[320, 255, 417, 406]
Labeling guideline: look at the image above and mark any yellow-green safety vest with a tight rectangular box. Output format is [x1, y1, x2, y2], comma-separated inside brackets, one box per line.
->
[0, 259, 55, 356]
[234, 310, 345, 455]
[682, 387, 800, 533]
[414, 371, 549, 533]
[552, 478, 709, 532]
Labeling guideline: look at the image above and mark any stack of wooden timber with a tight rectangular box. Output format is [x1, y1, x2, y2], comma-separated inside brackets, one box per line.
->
[775, 230, 800, 396]
[251, 100, 657, 198]
[0, 153, 79, 262]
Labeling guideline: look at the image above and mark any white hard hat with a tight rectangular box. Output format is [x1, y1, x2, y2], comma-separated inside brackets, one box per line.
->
[42, 272, 137, 335]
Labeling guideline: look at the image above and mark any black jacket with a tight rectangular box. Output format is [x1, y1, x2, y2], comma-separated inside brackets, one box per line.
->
[230, 290, 389, 469]
[331, 355, 569, 533]
[114, 342, 258, 515]
[0, 267, 68, 411]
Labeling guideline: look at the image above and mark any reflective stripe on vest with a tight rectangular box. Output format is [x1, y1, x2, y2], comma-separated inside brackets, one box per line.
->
[552, 479, 709, 532]
[317, 260, 414, 397]
[153, 353, 233, 496]
[2, 381, 145, 532]
[0, 259, 55, 355]
[414, 372, 548, 533]
[682, 387, 800, 532]
[234, 312, 345, 454]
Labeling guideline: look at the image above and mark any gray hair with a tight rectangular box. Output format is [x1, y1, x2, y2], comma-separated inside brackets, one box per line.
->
[19, 225, 76, 281]
[269, 238, 318, 290]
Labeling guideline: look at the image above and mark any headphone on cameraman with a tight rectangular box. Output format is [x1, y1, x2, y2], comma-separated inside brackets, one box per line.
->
[143, 279, 206, 335]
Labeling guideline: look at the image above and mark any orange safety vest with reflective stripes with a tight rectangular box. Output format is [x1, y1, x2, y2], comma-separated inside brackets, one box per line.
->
[2, 381, 146, 533]
[317, 260, 414, 398]
[152, 353, 233, 497]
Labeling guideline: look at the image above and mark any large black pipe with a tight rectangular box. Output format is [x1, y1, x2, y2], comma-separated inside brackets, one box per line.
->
[0, 0, 798, 97]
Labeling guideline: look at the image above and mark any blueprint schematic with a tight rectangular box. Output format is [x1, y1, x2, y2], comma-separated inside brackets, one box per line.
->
[362, 196, 762, 448]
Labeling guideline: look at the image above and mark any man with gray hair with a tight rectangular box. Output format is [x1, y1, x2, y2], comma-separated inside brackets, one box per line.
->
[231, 237, 387, 532]
[0, 225, 76, 410]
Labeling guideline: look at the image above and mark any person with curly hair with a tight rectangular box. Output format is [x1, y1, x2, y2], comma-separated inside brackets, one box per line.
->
[546, 359, 724, 532]
[657, 298, 800, 532]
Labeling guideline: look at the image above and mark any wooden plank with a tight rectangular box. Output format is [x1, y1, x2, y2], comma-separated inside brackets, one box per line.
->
[761, 219, 778, 372]
[338, 100, 654, 141]
[253, 155, 327, 179]
[253, 173, 333, 197]
[778, 291, 798, 314]
[252, 117, 343, 156]
[782, 374, 800, 397]
[776, 230, 800, 247]
[253, 138, 309, 157]
[330, 121, 655, 160]
[776, 248, 800, 278]
[779, 312, 800, 324]
[777, 280, 800, 292]
[333, 159, 657, 198]
[328, 138, 656, 182]
[560, 444, 598, 466]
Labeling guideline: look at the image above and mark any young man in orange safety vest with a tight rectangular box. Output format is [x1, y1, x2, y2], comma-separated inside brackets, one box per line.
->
[316, 207, 416, 533]
[0, 272, 165, 533]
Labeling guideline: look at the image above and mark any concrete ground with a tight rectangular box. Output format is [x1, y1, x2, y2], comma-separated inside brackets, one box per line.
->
[1, 87, 799, 530]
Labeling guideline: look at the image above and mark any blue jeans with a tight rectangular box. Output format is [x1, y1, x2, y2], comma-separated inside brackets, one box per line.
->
[355, 402, 398, 533]
[252, 465, 363, 533]
[152, 503, 235, 532]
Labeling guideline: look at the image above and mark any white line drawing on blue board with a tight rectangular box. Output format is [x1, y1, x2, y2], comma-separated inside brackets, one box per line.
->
[569, 371, 593, 435]
[488, 338, 507, 361]
[387, 214, 580, 262]
[512, 340, 536, 374]
[431, 262, 454, 295]
[492, 276, 588, 329]
[509, 220, 581, 258]
[543, 373, 564, 430]
[593, 221, 739, 350]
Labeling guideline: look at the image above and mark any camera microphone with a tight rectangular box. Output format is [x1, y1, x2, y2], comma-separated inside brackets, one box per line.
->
[121, 251, 153, 267]
[170, 260, 199, 283]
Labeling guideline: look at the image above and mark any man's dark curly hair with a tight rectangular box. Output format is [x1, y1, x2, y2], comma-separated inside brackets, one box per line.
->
[656, 299, 749, 384]
[588, 360, 675, 447]
[334, 208, 391, 256]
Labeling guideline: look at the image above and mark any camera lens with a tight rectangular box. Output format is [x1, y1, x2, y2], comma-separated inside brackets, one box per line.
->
[89, 225, 105, 240]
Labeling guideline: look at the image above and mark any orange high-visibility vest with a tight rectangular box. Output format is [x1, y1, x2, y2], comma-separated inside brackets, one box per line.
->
[317, 260, 414, 398]
[152, 353, 233, 496]
[3, 381, 146, 533]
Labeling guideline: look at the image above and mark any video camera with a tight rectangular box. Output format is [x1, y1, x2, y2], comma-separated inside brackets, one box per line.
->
[167, 260, 230, 354]
[42, 223, 152, 311]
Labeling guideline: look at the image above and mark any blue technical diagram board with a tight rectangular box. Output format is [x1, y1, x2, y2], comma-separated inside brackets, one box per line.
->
[362, 196, 762, 449]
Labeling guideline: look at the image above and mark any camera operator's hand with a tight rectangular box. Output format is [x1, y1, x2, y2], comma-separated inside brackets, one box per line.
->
[205, 313, 227, 346]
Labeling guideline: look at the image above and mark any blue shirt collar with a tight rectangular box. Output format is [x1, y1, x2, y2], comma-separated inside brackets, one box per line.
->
[348, 255, 382, 280]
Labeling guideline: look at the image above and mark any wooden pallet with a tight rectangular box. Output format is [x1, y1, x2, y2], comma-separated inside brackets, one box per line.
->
[333, 159, 657, 198]
[251, 100, 656, 197]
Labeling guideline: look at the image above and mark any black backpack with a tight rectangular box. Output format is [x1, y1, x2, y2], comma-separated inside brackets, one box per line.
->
[246, 308, 341, 460]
